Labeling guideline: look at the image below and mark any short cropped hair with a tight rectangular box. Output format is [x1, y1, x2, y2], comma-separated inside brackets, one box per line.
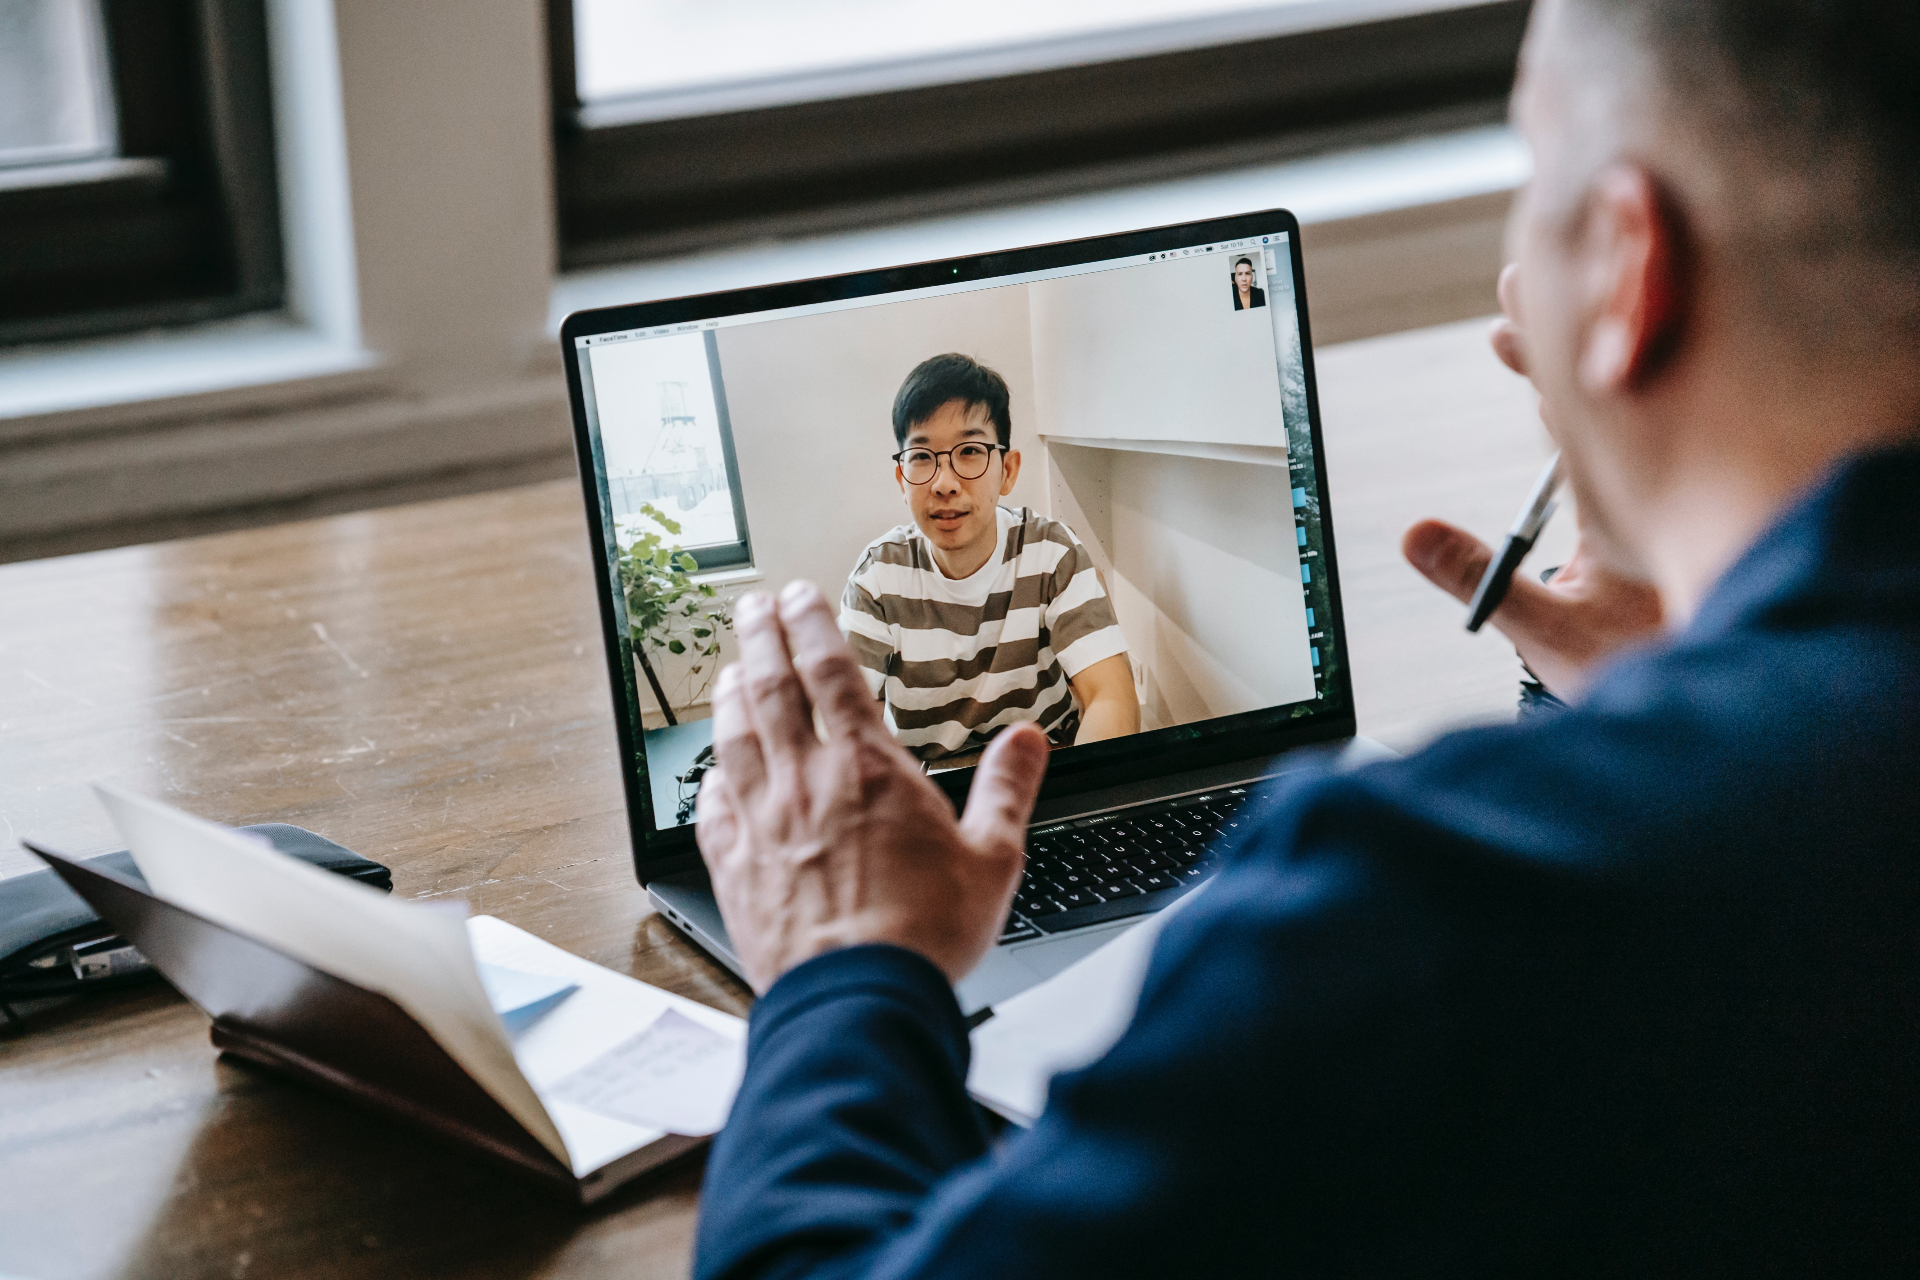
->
[1574, 0, 1920, 338]
[891, 354, 1012, 450]
[1234, 257, 1254, 270]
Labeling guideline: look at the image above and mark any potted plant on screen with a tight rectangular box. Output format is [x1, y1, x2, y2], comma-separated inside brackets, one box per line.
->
[616, 503, 734, 727]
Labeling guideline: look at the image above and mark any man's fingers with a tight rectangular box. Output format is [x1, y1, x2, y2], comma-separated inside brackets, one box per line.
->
[958, 721, 1050, 855]
[776, 580, 885, 742]
[694, 763, 740, 870]
[708, 662, 767, 796]
[1402, 519, 1493, 605]
[1404, 519, 1604, 655]
[1478, 573, 1582, 650]
[732, 591, 817, 758]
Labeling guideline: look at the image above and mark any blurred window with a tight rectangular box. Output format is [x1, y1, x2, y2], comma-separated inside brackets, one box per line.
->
[0, 0, 116, 169]
[0, 0, 283, 347]
[550, 0, 1527, 266]
[575, 0, 1492, 124]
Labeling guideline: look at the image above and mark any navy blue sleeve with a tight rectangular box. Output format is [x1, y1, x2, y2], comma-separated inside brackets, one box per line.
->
[694, 945, 992, 1280]
[693, 458, 1920, 1277]
[690, 762, 1562, 1280]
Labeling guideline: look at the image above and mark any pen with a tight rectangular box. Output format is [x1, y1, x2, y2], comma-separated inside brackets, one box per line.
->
[1465, 452, 1563, 633]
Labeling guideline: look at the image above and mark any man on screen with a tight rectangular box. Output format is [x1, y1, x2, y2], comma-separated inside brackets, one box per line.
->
[840, 354, 1140, 765]
[1231, 256, 1266, 310]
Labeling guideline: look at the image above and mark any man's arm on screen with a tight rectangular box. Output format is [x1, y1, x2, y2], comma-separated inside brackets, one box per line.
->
[1069, 652, 1141, 743]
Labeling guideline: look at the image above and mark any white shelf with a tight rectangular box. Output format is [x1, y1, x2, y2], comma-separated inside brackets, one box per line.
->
[1038, 434, 1290, 467]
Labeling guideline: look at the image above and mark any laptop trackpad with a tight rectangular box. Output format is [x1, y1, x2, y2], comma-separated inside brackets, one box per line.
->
[658, 871, 1148, 1017]
[956, 920, 1138, 1014]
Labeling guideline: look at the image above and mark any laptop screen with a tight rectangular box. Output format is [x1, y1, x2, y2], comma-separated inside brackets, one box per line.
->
[563, 211, 1353, 847]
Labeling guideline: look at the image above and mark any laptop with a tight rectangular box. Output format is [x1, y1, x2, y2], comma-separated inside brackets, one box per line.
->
[559, 209, 1357, 1013]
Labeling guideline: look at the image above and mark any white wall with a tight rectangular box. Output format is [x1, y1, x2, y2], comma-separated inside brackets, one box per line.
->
[1029, 252, 1288, 448]
[717, 281, 1045, 604]
[1047, 442, 1314, 729]
[332, 0, 558, 394]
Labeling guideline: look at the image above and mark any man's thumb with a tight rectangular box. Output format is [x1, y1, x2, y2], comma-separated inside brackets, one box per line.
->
[1402, 519, 1493, 605]
[959, 721, 1050, 850]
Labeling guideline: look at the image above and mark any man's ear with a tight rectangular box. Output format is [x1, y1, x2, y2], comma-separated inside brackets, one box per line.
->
[1577, 164, 1688, 394]
[1000, 449, 1022, 495]
[896, 464, 907, 498]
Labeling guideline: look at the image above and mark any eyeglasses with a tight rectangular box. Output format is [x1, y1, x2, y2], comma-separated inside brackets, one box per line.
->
[892, 443, 1004, 485]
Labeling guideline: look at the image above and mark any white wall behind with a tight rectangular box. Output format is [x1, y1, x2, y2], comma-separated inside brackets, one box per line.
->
[332, 0, 557, 392]
[1047, 441, 1312, 729]
[716, 281, 1045, 603]
[1029, 253, 1288, 448]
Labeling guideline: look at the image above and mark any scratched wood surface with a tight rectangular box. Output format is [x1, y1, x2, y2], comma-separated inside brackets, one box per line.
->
[0, 317, 1568, 1280]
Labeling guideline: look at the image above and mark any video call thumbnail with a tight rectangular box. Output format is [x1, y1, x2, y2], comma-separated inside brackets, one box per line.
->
[581, 241, 1327, 829]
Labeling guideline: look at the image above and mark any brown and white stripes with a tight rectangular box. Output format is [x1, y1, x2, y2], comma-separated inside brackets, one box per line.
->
[839, 506, 1129, 762]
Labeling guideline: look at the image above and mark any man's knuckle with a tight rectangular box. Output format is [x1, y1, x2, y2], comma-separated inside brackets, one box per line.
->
[745, 668, 797, 702]
[792, 643, 834, 672]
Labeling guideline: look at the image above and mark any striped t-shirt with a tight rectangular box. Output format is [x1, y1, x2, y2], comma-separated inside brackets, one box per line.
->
[839, 506, 1130, 762]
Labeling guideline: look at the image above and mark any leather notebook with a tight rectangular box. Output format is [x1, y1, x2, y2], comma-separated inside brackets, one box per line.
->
[24, 787, 746, 1205]
[1, 823, 389, 1001]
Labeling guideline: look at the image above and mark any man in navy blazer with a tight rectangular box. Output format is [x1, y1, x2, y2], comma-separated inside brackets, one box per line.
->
[689, 1, 1920, 1274]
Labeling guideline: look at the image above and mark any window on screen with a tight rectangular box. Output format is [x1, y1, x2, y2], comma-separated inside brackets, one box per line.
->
[588, 329, 752, 572]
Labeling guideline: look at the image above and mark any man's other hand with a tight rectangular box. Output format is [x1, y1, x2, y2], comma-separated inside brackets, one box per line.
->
[1402, 517, 1663, 697]
[695, 581, 1051, 992]
[1401, 264, 1664, 697]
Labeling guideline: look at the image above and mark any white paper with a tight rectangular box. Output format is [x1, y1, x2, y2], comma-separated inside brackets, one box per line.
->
[465, 915, 746, 1175]
[476, 962, 578, 1033]
[967, 884, 1205, 1126]
[550, 1009, 739, 1136]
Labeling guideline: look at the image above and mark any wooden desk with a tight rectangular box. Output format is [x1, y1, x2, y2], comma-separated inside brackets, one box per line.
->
[0, 317, 1565, 1280]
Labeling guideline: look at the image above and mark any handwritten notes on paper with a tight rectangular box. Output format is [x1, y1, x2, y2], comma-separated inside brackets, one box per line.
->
[550, 1008, 741, 1135]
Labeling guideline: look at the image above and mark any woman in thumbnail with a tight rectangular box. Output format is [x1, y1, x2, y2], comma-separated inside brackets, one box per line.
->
[1232, 256, 1267, 311]
[839, 354, 1140, 766]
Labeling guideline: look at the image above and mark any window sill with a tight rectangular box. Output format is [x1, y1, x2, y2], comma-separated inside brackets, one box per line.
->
[550, 122, 1529, 343]
[0, 156, 167, 198]
[0, 313, 382, 442]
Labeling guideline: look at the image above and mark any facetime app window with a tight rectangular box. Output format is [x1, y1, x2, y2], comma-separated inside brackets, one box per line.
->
[584, 239, 1323, 828]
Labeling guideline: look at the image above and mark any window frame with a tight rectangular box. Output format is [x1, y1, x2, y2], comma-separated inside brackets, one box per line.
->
[0, 0, 284, 348]
[689, 328, 754, 572]
[598, 328, 756, 574]
[548, 0, 1530, 268]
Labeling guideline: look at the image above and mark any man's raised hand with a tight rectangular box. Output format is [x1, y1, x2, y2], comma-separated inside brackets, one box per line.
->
[694, 581, 1051, 993]
[1402, 264, 1664, 697]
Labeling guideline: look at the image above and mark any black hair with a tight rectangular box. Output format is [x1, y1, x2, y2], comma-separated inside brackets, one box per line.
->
[1234, 256, 1254, 270]
[891, 353, 1012, 450]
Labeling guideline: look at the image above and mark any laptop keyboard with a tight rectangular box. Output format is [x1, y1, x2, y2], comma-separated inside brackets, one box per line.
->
[998, 786, 1267, 943]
